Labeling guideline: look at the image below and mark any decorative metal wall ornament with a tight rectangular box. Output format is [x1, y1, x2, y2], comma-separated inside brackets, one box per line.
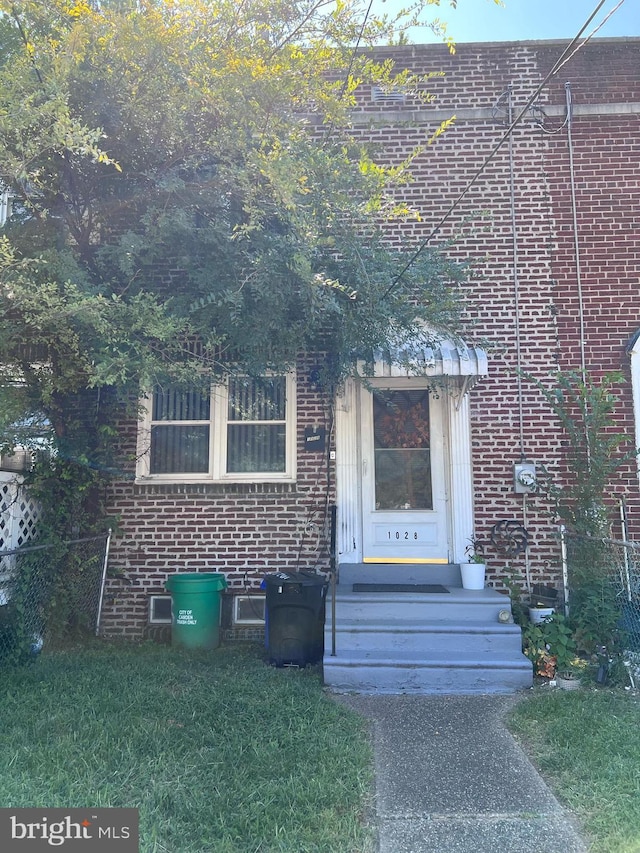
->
[490, 520, 529, 557]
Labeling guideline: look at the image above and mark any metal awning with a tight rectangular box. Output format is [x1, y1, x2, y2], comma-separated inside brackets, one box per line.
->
[365, 337, 489, 380]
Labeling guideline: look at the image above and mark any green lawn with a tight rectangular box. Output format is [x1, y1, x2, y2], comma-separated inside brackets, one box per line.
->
[0, 643, 374, 853]
[7, 643, 639, 853]
[507, 687, 640, 853]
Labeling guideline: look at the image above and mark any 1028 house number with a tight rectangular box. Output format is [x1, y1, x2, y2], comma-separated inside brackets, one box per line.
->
[387, 530, 419, 540]
[373, 522, 435, 548]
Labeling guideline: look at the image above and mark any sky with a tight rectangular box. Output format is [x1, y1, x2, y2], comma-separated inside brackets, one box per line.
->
[372, 0, 639, 43]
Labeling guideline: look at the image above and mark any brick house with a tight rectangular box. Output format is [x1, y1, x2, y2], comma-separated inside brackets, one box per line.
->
[103, 37, 640, 692]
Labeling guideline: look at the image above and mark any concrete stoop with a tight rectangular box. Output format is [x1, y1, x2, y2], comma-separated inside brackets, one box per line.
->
[323, 563, 533, 694]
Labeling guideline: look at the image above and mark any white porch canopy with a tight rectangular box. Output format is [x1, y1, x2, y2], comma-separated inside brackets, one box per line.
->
[371, 339, 488, 378]
[359, 336, 489, 395]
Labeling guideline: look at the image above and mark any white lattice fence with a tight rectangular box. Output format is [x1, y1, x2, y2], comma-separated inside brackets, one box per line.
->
[0, 474, 41, 599]
[0, 473, 41, 550]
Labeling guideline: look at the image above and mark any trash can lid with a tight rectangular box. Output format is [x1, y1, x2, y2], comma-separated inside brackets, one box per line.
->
[263, 571, 327, 587]
[165, 572, 227, 592]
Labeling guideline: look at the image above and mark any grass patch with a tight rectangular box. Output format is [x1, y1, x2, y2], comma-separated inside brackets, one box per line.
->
[0, 642, 374, 852]
[507, 688, 640, 853]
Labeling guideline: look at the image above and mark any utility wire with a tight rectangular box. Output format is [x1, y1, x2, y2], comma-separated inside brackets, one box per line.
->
[506, 84, 526, 462]
[554, 0, 626, 74]
[382, 0, 611, 300]
[565, 81, 588, 384]
[340, 0, 375, 100]
[11, 5, 44, 87]
[322, 0, 374, 145]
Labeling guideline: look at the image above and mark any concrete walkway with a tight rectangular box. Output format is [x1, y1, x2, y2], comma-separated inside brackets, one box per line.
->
[336, 694, 587, 853]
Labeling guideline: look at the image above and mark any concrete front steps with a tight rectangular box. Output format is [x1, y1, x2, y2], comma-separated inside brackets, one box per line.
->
[323, 563, 533, 695]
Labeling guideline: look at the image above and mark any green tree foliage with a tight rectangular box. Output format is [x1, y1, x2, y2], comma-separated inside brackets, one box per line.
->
[532, 370, 635, 536]
[0, 0, 472, 528]
[530, 370, 639, 653]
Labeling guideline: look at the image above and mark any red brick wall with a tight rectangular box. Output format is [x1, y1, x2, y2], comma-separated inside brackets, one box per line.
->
[103, 38, 640, 637]
[103, 356, 336, 638]
[350, 38, 640, 589]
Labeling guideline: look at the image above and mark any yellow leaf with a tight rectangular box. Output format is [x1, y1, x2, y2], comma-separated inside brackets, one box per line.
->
[427, 115, 456, 145]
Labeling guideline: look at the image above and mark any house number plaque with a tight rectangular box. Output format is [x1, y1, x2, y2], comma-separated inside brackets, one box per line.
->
[373, 523, 436, 545]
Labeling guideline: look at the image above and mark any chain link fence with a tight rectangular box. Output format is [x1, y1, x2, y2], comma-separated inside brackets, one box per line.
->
[0, 532, 111, 666]
[563, 528, 640, 684]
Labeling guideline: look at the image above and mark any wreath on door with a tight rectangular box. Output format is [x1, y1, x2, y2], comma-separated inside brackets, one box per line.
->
[376, 403, 430, 448]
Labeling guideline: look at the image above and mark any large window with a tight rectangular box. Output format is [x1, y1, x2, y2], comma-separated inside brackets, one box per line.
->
[137, 374, 296, 482]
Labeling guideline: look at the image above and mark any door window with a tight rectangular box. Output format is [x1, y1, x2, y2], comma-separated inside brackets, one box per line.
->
[373, 389, 433, 510]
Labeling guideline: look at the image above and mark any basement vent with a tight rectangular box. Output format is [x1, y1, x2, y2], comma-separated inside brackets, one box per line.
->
[371, 86, 407, 106]
[233, 595, 266, 625]
[148, 594, 172, 624]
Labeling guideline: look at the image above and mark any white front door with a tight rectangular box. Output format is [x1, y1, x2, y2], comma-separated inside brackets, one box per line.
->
[360, 381, 449, 563]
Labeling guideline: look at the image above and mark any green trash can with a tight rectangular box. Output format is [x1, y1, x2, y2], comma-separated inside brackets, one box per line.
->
[165, 572, 227, 650]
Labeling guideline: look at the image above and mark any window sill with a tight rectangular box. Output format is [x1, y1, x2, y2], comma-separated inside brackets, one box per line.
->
[133, 480, 299, 496]
[135, 474, 295, 485]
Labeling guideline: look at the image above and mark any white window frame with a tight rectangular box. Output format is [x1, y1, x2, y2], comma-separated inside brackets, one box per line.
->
[233, 595, 266, 625]
[148, 594, 172, 625]
[136, 373, 297, 484]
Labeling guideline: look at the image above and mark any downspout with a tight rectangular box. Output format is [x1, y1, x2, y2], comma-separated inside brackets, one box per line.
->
[566, 82, 588, 383]
[507, 85, 532, 593]
[508, 85, 526, 464]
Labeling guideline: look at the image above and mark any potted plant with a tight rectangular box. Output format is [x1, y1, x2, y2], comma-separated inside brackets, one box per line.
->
[555, 661, 584, 690]
[528, 602, 556, 623]
[528, 582, 558, 623]
[461, 538, 486, 590]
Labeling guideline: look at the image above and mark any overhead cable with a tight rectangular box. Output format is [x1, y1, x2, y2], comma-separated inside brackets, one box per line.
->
[554, 0, 626, 74]
[381, 0, 612, 299]
[322, 0, 375, 145]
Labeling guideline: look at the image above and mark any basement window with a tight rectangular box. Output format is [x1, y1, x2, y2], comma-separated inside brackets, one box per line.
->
[233, 595, 266, 625]
[148, 594, 172, 624]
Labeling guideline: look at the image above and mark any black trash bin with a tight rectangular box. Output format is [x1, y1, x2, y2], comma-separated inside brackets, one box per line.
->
[264, 572, 328, 667]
